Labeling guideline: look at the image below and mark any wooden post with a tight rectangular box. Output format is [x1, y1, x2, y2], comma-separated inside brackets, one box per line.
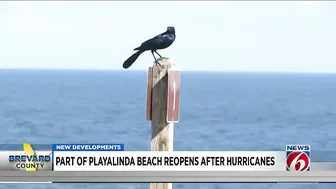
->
[148, 58, 175, 189]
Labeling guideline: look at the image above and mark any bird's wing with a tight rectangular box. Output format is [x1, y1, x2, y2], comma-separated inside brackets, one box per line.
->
[140, 33, 168, 46]
[147, 34, 168, 45]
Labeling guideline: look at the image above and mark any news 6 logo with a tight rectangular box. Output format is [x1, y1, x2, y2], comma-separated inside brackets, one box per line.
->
[286, 145, 310, 171]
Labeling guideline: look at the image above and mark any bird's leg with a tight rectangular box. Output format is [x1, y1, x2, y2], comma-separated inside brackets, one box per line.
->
[151, 50, 161, 66]
[154, 51, 163, 58]
[155, 51, 168, 60]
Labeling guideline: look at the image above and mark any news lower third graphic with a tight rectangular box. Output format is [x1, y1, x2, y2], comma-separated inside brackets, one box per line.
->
[2, 143, 336, 183]
[286, 144, 311, 171]
[0, 143, 334, 172]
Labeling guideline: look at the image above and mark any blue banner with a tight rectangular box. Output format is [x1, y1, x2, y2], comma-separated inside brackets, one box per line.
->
[52, 144, 124, 151]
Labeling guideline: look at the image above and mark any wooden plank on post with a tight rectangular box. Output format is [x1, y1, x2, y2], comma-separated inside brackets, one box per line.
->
[146, 67, 153, 120]
[150, 58, 174, 189]
[167, 67, 181, 123]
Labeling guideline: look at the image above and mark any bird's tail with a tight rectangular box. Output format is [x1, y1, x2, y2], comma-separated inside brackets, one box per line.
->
[123, 49, 145, 69]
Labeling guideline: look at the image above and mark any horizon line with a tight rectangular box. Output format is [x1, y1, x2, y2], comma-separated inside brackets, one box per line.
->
[1, 67, 336, 75]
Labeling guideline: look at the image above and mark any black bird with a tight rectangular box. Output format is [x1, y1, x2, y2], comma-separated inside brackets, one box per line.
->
[123, 26, 176, 69]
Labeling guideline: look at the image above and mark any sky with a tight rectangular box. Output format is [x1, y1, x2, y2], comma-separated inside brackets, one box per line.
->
[0, 1, 336, 72]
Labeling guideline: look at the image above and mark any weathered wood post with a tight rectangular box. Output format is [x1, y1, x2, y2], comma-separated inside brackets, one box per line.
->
[146, 58, 181, 189]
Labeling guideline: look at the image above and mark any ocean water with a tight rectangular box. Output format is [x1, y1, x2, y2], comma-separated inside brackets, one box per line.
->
[1, 69, 336, 189]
